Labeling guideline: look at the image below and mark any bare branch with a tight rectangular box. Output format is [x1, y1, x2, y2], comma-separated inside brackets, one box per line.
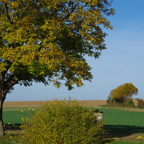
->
[10, 4, 30, 23]
[2, 2, 13, 24]
[60, 2, 78, 20]
[60, 0, 88, 21]
[0, 0, 31, 24]
[59, 1, 73, 18]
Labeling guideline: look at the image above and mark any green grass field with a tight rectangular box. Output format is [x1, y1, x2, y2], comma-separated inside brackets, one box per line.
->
[1, 106, 144, 144]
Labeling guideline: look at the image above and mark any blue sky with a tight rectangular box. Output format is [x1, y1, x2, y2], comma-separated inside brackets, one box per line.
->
[5, 0, 144, 102]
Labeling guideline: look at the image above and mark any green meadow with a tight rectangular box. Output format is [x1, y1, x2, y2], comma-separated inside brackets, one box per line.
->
[1, 106, 144, 144]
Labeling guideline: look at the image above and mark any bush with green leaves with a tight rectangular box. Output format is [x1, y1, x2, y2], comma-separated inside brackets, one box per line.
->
[17, 96, 108, 144]
[137, 98, 144, 108]
[122, 99, 135, 108]
[107, 98, 135, 108]
[107, 99, 124, 107]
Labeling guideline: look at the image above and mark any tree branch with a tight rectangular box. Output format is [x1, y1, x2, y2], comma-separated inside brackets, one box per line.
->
[0, 0, 30, 24]
[2, 2, 13, 24]
[3, 74, 20, 95]
[60, 0, 88, 21]
[59, 1, 73, 18]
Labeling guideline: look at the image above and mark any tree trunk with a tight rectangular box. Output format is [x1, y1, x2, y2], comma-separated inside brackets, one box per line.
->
[0, 63, 20, 136]
[0, 98, 5, 136]
[0, 74, 6, 136]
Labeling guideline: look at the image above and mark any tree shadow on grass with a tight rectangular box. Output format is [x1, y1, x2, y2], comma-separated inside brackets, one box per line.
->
[103, 124, 144, 139]
[4, 123, 144, 143]
[4, 123, 22, 131]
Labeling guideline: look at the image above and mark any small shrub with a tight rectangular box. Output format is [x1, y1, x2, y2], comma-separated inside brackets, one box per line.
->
[137, 98, 144, 108]
[128, 100, 135, 107]
[107, 98, 136, 108]
[106, 99, 116, 107]
[107, 99, 124, 107]
[123, 99, 135, 108]
[106, 99, 110, 105]
[107, 99, 114, 107]
[17, 96, 108, 144]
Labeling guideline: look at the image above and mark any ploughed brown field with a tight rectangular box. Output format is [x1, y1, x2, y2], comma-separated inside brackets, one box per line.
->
[3, 98, 139, 108]
[3, 100, 106, 108]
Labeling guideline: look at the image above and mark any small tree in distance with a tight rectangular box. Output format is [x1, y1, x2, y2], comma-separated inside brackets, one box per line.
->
[109, 82, 138, 104]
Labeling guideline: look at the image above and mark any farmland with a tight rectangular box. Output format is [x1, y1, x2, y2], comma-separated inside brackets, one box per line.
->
[1, 99, 144, 144]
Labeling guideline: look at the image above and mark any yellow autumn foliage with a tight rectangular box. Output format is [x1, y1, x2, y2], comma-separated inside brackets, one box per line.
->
[0, 0, 115, 90]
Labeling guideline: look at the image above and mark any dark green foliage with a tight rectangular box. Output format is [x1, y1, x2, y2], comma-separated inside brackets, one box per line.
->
[137, 98, 144, 108]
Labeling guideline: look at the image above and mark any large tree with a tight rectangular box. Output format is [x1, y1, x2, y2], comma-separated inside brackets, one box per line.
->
[0, 0, 115, 136]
